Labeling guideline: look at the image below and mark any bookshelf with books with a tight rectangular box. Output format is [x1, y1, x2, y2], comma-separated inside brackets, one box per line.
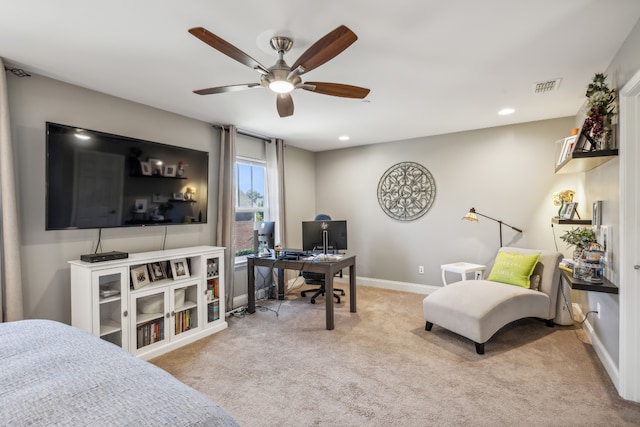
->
[204, 256, 223, 326]
[70, 246, 227, 360]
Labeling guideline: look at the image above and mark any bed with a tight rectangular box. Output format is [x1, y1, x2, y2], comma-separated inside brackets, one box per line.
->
[0, 319, 238, 426]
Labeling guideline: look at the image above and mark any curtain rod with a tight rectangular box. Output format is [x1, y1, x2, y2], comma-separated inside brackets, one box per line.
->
[211, 124, 272, 142]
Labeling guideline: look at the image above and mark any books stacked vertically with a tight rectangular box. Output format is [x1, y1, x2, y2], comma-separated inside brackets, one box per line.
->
[208, 300, 220, 322]
[137, 318, 164, 349]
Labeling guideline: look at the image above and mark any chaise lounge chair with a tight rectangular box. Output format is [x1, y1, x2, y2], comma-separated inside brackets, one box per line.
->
[423, 247, 563, 354]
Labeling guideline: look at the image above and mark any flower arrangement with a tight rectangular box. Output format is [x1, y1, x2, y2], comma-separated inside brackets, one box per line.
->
[582, 73, 616, 148]
[552, 189, 575, 216]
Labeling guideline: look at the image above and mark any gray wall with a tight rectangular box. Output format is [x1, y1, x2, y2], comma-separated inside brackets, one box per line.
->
[7, 73, 219, 324]
[571, 16, 640, 369]
[314, 118, 576, 284]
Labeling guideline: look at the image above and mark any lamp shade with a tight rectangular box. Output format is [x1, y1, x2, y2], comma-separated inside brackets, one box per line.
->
[462, 208, 479, 222]
[460, 207, 523, 247]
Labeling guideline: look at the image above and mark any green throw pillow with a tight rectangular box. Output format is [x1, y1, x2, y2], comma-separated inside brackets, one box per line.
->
[486, 251, 540, 288]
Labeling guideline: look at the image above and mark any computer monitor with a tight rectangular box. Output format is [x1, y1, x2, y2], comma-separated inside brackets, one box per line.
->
[302, 220, 347, 254]
[253, 221, 275, 255]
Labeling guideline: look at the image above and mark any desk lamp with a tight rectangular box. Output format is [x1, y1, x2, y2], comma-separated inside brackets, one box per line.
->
[463, 207, 523, 247]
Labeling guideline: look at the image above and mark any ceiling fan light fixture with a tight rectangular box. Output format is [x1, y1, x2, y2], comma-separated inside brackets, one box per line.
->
[269, 80, 294, 94]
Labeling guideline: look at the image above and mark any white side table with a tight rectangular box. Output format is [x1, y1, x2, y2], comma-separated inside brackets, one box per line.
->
[440, 262, 487, 286]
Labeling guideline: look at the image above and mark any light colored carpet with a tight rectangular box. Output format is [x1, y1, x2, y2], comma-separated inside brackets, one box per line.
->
[151, 284, 640, 426]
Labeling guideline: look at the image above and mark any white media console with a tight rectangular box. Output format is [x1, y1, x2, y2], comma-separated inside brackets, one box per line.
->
[70, 246, 226, 360]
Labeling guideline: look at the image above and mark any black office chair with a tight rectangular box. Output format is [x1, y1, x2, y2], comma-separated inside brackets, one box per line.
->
[300, 214, 346, 304]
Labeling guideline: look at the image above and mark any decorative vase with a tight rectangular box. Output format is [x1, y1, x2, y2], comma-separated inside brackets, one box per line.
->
[557, 200, 564, 217]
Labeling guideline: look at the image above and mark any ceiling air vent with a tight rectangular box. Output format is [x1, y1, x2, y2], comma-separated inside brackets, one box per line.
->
[533, 78, 561, 93]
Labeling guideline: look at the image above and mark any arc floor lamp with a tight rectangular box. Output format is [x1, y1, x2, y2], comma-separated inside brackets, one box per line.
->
[462, 207, 523, 247]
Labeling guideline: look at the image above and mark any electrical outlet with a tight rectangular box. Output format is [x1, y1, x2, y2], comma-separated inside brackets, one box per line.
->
[418, 266, 424, 274]
[597, 302, 601, 319]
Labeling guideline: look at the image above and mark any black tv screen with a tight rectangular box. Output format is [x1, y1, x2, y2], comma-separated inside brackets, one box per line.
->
[46, 122, 209, 230]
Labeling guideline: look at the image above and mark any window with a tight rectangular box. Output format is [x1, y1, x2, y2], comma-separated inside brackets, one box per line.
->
[234, 158, 266, 257]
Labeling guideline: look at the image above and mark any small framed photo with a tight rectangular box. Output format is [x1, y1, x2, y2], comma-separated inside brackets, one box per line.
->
[561, 202, 578, 220]
[164, 165, 177, 177]
[146, 158, 162, 175]
[173, 192, 183, 200]
[131, 265, 151, 289]
[134, 199, 147, 213]
[147, 262, 166, 282]
[170, 258, 190, 280]
[140, 161, 152, 176]
[557, 135, 577, 165]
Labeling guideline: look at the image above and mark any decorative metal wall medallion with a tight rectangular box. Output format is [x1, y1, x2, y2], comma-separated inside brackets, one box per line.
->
[377, 161, 436, 221]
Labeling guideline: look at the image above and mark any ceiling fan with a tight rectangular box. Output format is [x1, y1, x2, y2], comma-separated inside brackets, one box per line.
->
[188, 25, 370, 117]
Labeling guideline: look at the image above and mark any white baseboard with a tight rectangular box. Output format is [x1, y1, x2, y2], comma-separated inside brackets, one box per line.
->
[233, 275, 438, 310]
[341, 275, 438, 294]
[573, 303, 620, 391]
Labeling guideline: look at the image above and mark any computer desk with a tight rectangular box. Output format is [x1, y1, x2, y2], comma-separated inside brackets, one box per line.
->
[246, 254, 356, 330]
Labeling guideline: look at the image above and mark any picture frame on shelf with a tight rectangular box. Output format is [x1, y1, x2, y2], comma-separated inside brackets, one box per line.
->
[170, 258, 190, 280]
[140, 161, 152, 176]
[147, 262, 167, 282]
[172, 192, 183, 200]
[163, 165, 177, 177]
[561, 202, 578, 220]
[148, 158, 163, 175]
[131, 265, 151, 289]
[557, 135, 577, 165]
[134, 199, 147, 213]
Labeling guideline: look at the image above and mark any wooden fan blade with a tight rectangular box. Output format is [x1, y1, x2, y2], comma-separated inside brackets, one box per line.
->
[276, 93, 294, 117]
[291, 25, 357, 74]
[194, 83, 262, 95]
[189, 27, 269, 74]
[303, 82, 370, 98]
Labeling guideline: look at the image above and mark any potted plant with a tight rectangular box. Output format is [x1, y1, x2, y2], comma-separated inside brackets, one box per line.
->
[582, 73, 616, 150]
[559, 226, 596, 260]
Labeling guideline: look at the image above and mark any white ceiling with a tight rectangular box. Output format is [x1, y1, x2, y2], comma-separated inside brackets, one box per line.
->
[2, 1, 640, 152]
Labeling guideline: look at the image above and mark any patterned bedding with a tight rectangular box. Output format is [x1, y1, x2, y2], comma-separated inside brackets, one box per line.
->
[0, 319, 238, 426]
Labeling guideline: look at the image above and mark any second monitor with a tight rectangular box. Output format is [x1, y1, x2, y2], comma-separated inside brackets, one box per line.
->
[302, 220, 347, 254]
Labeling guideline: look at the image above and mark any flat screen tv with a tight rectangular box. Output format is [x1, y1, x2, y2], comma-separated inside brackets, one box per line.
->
[302, 220, 347, 254]
[46, 122, 209, 230]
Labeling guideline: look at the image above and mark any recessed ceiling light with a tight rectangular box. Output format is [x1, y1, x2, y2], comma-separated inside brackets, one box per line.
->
[338, 135, 350, 141]
[498, 108, 515, 116]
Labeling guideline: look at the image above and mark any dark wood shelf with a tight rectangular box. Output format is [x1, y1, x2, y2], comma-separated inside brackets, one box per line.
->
[551, 217, 592, 225]
[560, 269, 618, 294]
[555, 149, 618, 174]
[130, 174, 188, 180]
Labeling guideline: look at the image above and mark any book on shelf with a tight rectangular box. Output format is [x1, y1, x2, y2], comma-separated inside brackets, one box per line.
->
[208, 300, 220, 322]
[137, 318, 164, 348]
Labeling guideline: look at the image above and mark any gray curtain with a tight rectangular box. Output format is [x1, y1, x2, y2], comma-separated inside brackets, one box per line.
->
[0, 58, 24, 322]
[216, 125, 236, 312]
